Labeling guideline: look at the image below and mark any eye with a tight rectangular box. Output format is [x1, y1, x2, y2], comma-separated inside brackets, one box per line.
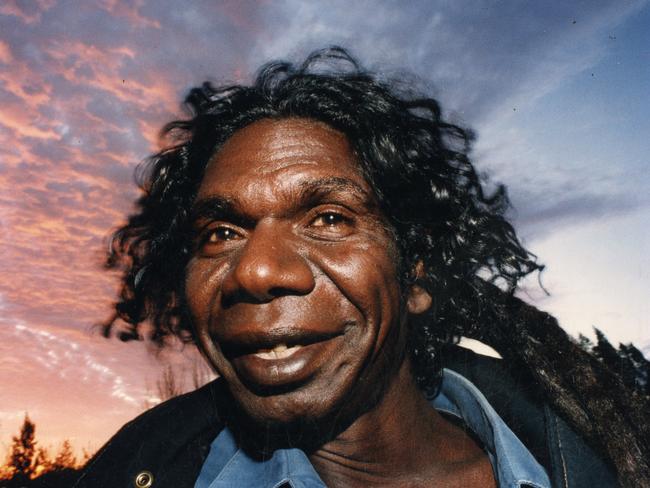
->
[198, 225, 242, 251]
[311, 211, 349, 228]
[306, 210, 355, 239]
[207, 227, 239, 242]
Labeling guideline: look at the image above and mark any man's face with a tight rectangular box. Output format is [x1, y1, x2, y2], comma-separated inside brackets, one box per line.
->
[185, 118, 419, 427]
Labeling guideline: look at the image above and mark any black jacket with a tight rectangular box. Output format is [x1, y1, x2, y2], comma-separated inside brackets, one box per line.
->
[74, 347, 617, 488]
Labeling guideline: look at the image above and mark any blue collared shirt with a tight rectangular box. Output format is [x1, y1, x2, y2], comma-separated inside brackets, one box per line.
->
[195, 368, 551, 488]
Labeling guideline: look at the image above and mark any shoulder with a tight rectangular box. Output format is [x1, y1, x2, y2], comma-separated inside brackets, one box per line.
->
[441, 345, 619, 487]
[74, 378, 227, 488]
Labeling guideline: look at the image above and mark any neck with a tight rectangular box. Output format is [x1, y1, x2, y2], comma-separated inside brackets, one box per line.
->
[308, 360, 492, 487]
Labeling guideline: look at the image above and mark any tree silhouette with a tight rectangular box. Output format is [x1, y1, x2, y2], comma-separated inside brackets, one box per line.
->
[579, 328, 650, 398]
[577, 333, 594, 352]
[7, 414, 36, 482]
[593, 328, 622, 371]
[618, 343, 650, 396]
[1, 417, 83, 487]
[52, 440, 76, 471]
[33, 447, 52, 477]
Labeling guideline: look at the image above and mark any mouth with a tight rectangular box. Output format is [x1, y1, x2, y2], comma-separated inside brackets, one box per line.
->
[221, 330, 342, 359]
[220, 329, 347, 390]
[252, 343, 304, 360]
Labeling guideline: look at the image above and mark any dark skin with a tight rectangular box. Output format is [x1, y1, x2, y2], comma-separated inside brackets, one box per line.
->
[185, 118, 496, 487]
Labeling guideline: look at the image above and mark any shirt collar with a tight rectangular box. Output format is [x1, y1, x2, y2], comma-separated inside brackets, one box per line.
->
[194, 428, 326, 488]
[195, 369, 550, 488]
[433, 368, 550, 488]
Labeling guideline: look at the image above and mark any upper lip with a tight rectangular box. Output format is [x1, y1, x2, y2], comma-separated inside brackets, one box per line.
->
[218, 328, 345, 357]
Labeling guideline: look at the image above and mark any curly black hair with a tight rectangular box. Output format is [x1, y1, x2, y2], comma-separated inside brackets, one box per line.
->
[103, 47, 649, 484]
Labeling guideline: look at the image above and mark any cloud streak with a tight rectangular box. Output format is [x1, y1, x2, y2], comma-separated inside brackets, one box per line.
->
[97, 0, 161, 29]
[0, 0, 55, 25]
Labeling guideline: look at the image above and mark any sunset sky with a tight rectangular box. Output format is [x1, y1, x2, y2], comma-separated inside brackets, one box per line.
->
[1, 0, 649, 459]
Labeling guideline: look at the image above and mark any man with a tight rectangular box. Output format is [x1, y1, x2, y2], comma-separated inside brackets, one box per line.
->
[75, 48, 646, 487]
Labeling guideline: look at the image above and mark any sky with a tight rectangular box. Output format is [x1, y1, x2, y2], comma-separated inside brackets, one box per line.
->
[1, 0, 648, 459]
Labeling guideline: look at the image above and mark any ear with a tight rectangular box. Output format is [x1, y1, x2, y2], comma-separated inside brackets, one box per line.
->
[407, 285, 432, 314]
[406, 261, 432, 314]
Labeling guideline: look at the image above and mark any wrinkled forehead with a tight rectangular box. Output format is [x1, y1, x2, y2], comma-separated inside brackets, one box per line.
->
[197, 118, 376, 204]
[215, 118, 351, 170]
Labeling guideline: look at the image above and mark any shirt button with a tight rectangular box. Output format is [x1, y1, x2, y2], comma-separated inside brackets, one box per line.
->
[134, 470, 154, 488]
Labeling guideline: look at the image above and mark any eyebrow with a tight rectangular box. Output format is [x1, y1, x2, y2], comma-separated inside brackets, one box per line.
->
[189, 176, 377, 227]
[297, 176, 375, 209]
[189, 196, 254, 229]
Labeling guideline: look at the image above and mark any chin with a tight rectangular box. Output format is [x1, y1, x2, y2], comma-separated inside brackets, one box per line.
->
[223, 383, 352, 451]
[242, 383, 339, 423]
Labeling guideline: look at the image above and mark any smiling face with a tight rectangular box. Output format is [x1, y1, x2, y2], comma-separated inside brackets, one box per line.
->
[185, 118, 425, 427]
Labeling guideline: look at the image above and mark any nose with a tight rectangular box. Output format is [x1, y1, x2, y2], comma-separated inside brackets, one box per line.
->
[220, 220, 316, 305]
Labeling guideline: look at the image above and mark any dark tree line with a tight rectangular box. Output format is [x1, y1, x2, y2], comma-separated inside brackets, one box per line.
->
[0, 415, 82, 488]
[578, 328, 650, 398]
[1, 357, 213, 487]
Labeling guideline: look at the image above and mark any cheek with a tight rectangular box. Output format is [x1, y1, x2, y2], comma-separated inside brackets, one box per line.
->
[185, 257, 228, 329]
[313, 238, 402, 339]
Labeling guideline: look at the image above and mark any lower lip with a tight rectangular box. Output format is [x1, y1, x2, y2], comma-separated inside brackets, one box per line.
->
[231, 336, 342, 389]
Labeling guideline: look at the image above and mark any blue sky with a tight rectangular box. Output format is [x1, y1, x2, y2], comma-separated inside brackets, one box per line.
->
[0, 0, 648, 454]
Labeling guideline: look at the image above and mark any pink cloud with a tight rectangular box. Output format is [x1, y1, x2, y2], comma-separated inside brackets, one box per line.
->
[0, 0, 247, 459]
[137, 118, 165, 150]
[0, 126, 41, 167]
[0, 103, 60, 140]
[0, 0, 55, 25]
[98, 0, 161, 30]
[0, 58, 52, 109]
[0, 40, 13, 64]
[43, 40, 177, 112]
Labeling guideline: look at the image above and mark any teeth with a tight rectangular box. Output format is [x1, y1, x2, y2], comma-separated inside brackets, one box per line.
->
[253, 343, 302, 360]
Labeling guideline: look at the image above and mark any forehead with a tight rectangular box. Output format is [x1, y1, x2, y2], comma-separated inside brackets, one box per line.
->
[198, 118, 372, 201]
